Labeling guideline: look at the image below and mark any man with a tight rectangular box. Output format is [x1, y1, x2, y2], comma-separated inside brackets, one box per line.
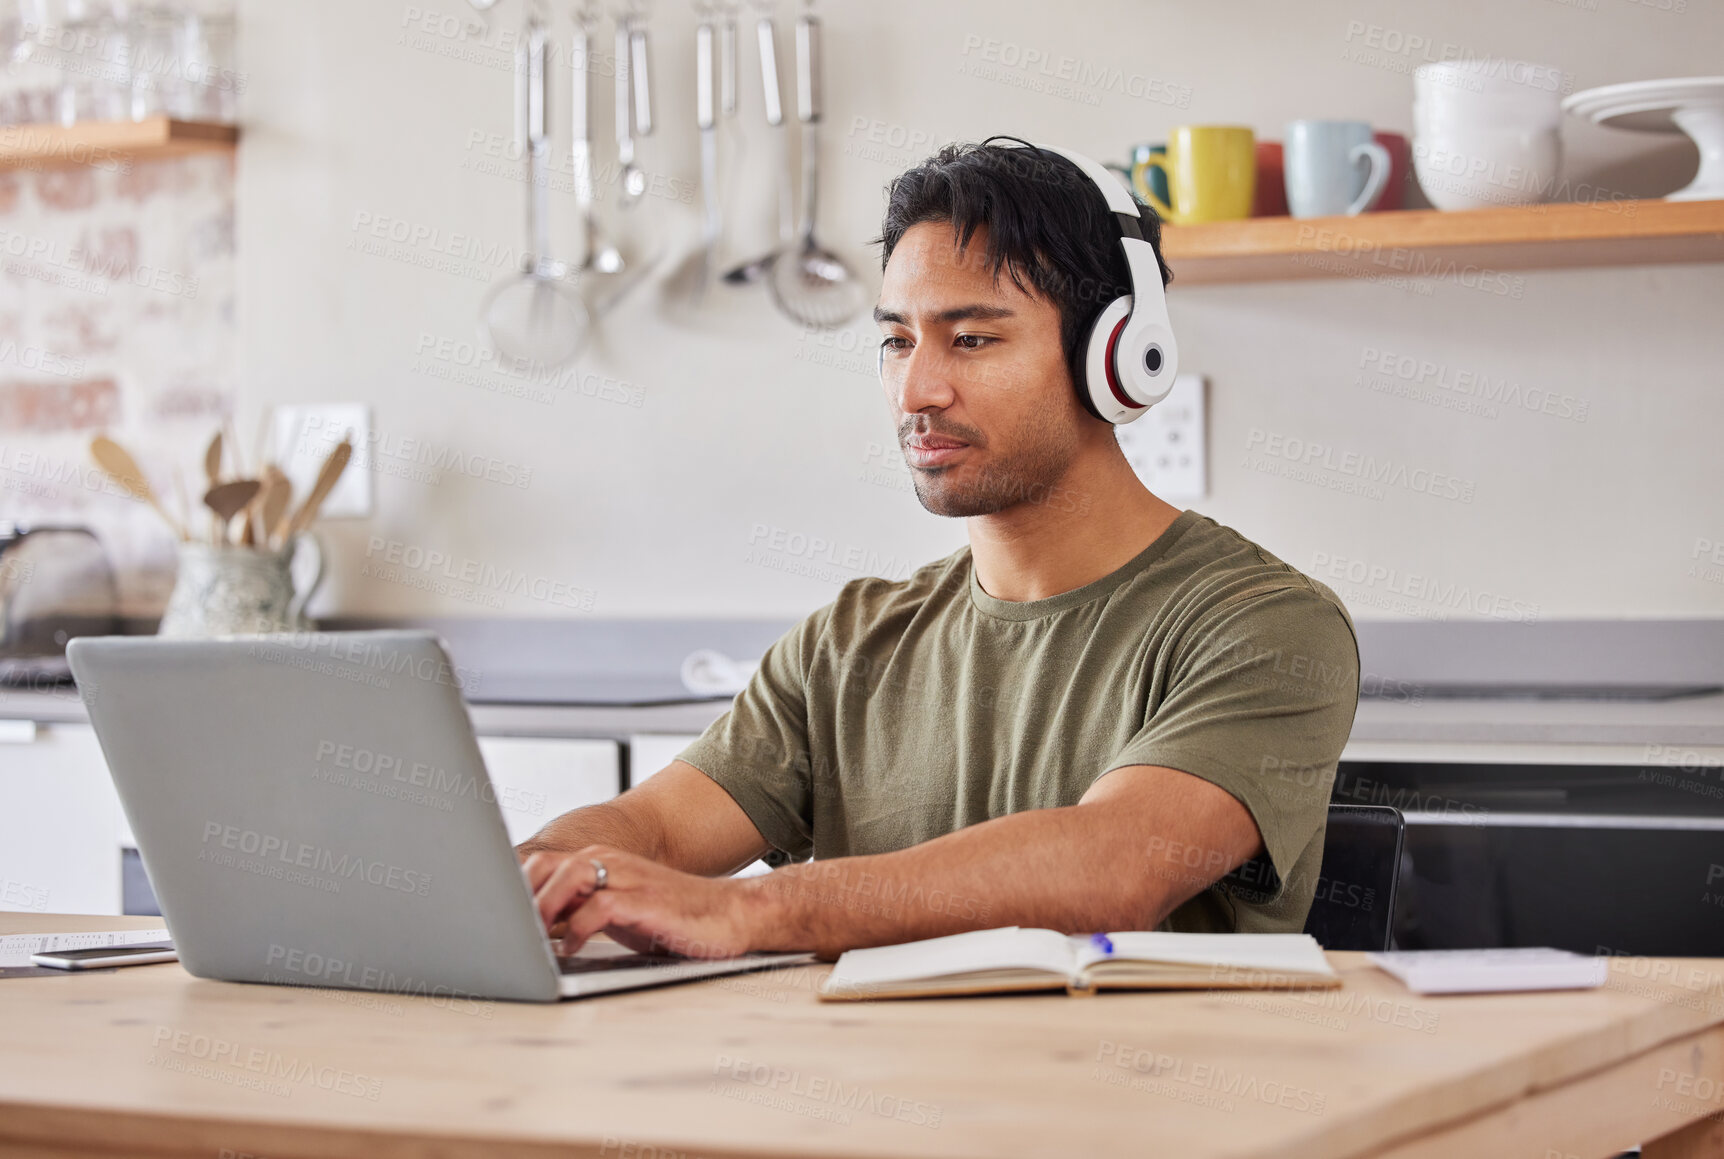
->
[519, 140, 1360, 960]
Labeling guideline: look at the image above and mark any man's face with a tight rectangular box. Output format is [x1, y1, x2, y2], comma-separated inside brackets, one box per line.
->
[875, 222, 1087, 519]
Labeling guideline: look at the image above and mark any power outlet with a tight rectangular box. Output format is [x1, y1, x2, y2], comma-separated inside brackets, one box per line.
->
[1115, 373, 1207, 500]
[267, 403, 373, 520]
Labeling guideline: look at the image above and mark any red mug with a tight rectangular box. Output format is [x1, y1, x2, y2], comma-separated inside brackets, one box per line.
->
[1253, 141, 1288, 216]
[1370, 131, 1411, 211]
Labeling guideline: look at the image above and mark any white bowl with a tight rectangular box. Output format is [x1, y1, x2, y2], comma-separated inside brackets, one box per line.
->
[1413, 127, 1562, 210]
[1416, 82, 1561, 120]
[1415, 96, 1561, 132]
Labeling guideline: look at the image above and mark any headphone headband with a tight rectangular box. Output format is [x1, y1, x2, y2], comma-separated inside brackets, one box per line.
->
[1038, 142, 1180, 423]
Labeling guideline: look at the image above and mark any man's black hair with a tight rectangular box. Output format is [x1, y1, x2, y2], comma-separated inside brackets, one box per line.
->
[874, 136, 1172, 389]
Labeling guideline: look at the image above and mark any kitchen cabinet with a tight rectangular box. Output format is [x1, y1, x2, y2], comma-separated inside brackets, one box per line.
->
[0, 723, 127, 915]
[0, 722, 621, 916]
[475, 736, 621, 844]
[629, 734, 772, 877]
[626, 733, 704, 787]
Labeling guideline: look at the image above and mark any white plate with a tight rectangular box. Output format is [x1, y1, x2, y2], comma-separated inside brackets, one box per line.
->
[1562, 76, 1724, 200]
[1562, 76, 1724, 133]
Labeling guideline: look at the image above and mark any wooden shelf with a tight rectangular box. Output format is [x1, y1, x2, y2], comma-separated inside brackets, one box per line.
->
[0, 116, 237, 170]
[1159, 198, 1724, 285]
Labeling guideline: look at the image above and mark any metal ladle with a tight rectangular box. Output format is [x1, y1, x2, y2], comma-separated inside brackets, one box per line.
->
[615, 13, 653, 210]
[661, 18, 721, 307]
[721, 14, 791, 285]
[766, 12, 865, 328]
[571, 13, 622, 274]
[481, 16, 589, 366]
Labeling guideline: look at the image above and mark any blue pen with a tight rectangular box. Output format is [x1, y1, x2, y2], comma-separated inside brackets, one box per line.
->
[1090, 933, 1114, 955]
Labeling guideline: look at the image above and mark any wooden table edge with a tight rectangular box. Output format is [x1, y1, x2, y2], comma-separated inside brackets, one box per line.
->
[0, 1102, 826, 1159]
[1333, 1022, 1724, 1159]
[4, 1025, 1724, 1159]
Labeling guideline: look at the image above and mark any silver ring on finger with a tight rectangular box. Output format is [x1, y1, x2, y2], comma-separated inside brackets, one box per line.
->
[590, 858, 608, 891]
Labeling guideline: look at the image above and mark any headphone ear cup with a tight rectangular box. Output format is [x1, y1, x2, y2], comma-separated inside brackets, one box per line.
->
[1079, 296, 1146, 425]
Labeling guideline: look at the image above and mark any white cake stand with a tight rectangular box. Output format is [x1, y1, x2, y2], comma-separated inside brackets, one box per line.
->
[1562, 77, 1724, 201]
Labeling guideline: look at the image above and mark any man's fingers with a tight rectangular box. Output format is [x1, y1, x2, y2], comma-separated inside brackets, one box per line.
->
[534, 857, 598, 930]
[558, 890, 619, 955]
[521, 851, 565, 891]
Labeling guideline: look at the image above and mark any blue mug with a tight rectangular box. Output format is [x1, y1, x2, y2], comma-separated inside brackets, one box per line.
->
[1283, 120, 1390, 218]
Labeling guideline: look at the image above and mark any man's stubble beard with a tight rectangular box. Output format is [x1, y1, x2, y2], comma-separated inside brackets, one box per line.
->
[905, 408, 1083, 519]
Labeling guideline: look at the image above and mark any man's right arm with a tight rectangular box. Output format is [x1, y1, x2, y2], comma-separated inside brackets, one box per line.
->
[514, 760, 771, 878]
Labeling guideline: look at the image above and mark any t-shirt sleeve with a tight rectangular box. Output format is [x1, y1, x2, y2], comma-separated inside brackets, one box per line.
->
[674, 607, 831, 861]
[1103, 585, 1361, 907]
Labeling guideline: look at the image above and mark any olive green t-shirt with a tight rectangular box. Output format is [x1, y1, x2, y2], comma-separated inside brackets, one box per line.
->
[677, 509, 1361, 934]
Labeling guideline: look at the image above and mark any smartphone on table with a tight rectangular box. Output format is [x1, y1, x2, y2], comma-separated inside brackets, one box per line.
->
[30, 944, 177, 970]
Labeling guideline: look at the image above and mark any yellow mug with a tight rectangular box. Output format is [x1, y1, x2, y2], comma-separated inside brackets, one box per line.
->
[1132, 126, 1257, 224]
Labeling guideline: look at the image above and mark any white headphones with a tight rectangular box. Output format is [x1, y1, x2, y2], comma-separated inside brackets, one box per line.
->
[877, 141, 1178, 426]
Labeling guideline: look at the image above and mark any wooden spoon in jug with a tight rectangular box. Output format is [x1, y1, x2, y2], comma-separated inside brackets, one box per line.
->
[90, 435, 187, 541]
[257, 466, 293, 549]
[204, 479, 261, 546]
[281, 439, 352, 541]
[202, 432, 224, 540]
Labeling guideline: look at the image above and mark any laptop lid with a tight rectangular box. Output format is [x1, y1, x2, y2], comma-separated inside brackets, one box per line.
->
[67, 631, 563, 1002]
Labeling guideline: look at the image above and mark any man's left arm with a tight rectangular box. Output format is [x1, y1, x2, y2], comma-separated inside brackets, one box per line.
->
[525, 762, 1260, 960]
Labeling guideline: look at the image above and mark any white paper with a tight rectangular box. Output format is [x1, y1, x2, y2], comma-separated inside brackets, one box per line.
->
[1368, 947, 1608, 994]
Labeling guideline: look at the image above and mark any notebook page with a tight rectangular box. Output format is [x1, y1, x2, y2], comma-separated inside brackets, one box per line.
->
[825, 927, 1077, 989]
[1075, 932, 1335, 979]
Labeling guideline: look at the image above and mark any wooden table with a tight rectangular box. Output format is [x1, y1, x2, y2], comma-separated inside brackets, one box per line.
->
[1, 914, 1722, 1159]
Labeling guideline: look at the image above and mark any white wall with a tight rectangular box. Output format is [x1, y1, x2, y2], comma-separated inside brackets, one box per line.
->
[234, 0, 1724, 623]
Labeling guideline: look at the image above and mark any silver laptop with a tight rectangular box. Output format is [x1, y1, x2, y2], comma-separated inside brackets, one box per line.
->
[66, 630, 808, 1002]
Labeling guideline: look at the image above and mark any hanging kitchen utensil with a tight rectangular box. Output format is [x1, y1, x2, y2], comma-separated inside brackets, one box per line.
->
[615, 13, 647, 208]
[722, 13, 792, 285]
[662, 18, 722, 308]
[571, 11, 624, 275]
[766, 12, 865, 328]
[480, 14, 590, 366]
[719, 8, 737, 118]
[631, 18, 653, 136]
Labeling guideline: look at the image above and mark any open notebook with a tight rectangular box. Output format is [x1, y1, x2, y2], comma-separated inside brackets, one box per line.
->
[819, 927, 1341, 1001]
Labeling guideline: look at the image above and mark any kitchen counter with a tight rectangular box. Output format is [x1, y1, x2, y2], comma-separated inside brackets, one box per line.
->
[4, 617, 1722, 759]
[6, 680, 1724, 761]
[0, 681, 730, 739]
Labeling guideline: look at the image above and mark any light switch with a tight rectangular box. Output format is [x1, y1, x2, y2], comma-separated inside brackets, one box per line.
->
[267, 403, 373, 519]
[1114, 373, 1206, 501]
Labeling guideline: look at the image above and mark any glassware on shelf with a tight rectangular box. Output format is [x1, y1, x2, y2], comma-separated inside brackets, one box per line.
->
[0, 0, 236, 127]
[127, 5, 184, 121]
[174, 9, 234, 122]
